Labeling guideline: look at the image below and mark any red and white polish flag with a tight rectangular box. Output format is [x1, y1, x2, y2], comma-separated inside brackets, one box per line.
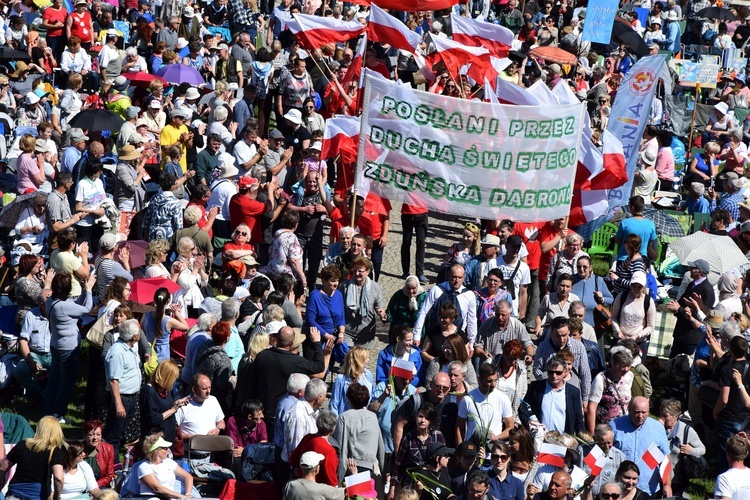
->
[584, 445, 607, 476]
[538, 443, 567, 468]
[321, 116, 360, 163]
[289, 13, 365, 49]
[426, 35, 497, 87]
[345, 471, 372, 497]
[659, 458, 672, 485]
[368, 4, 421, 54]
[450, 13, 512, 59]
[642, 443, 666, 470]
[390, 358, 416, 380]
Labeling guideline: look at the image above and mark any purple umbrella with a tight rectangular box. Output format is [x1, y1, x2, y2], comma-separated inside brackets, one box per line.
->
[155, 64, 205, 86]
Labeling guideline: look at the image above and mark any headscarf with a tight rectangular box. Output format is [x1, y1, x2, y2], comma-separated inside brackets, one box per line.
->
[718, 272, 739, 301]
[404, 275, 424, 311]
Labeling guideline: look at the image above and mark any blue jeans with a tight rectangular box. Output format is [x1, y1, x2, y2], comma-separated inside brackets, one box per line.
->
[14, 351, 52, 397]
[715, 414, 750, 473]
[45, 347, 80, 418]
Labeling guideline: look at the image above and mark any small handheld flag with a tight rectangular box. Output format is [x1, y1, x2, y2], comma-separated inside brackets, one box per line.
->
[390, 359, 415, 380]
[642, 443, 666, 470]
[538, 443, 567, 467]
[583, 445, 607, 476]
[345, 471, 372, 497]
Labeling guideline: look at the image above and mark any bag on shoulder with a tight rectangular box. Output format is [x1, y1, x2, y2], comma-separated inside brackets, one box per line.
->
[673, 424, 707, 483]
[593, 277, 613, 338]
[85, 313, 110, 348]
[143, 342, 159, 378]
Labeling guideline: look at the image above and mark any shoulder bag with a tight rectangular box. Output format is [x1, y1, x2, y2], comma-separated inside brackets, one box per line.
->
[673, 423, 707, 483]
[593, 277, 613, 338]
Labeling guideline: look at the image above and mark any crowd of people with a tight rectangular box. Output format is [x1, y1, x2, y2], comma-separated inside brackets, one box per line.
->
[1, 0, 750, 499]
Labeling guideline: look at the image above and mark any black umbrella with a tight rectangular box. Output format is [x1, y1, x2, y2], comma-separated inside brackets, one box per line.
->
[0, 47, 31, 61]
[0, 192, 35, 229]
[68, 109, 125, 132]
[610, 17, 651, 58]
[695, 6, 737, 21]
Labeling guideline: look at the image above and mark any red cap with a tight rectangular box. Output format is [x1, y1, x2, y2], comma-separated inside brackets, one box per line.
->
[238, 176, 258, 189]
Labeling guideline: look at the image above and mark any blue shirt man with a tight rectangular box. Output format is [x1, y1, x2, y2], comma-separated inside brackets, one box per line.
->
[611, 396, 671, 496]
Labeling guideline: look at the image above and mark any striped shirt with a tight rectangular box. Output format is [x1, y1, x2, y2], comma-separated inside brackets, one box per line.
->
[532, 337, 592, 403]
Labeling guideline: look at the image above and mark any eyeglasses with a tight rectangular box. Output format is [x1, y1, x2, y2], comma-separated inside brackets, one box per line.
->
[235, 231, 247, 236]
[600, 494, 620, 500]
[492, 454, 510, 461]
[124, 287, 132, 291]
[433, 384, 450, 392]
[547, 369, 564, 376]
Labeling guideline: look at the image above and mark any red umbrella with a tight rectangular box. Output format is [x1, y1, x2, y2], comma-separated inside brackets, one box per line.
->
[130, 277, 181, 304]
[528, 46, 578, 65]
[121, 72, 167, 88]
[115, 240, 149, 269]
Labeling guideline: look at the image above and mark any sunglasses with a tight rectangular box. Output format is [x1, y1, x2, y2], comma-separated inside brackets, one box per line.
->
[491, 454, 509, 461]
[600, 495, 620, 500]
[547, 369, 564, 376]
[235, 231, 248, 236]
[433, 384, 450, 392]
[465, 222, 479, 232]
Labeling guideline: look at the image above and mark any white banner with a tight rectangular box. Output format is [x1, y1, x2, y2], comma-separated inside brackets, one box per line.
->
[355, 71, 586, 222]
[606, 55, 671, 211]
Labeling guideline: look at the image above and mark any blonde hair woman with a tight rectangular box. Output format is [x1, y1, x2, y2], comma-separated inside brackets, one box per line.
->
[0, 416, 67, 499]
[329, 346, 373, 415]
[140, 360, 191, 443]
[145, 239, 173, 279]
[137, 433, 194, 499]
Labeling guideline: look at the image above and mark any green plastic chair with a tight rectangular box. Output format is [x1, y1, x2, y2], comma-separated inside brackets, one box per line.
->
[587, 222, 618, 262]
[692, 212, 711, 233]
[662, 209, 693, 236]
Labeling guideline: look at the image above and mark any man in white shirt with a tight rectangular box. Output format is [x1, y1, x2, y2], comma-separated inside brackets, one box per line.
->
[282, 378, 327, 462]
[496, 235, 531, 321]
[176, 373, 226, 441]
[15, 192, 49, 253]
[414, 263, 478, 346]
[715, 434, 750, 500]
[456, 363, 514, 445]
[234, 124, 267, 177]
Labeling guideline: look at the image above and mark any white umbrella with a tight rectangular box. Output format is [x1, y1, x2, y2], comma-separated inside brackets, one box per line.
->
[668, 232, 748, 275]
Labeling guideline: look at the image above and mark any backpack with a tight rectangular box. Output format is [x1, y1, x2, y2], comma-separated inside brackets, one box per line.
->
[390, 390, 421, 431]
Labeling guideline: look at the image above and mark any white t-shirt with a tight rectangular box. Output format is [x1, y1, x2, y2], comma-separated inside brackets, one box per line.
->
[75, 177, 106, 227]
[207, 178, 238, 221]
[138, 457, 178, 495]
[589, 371, 634, 405]
[495, 256, 532, 317]
[98, 44, 119, 70]
[61, 461, 98, 499]
[457, 387, 513, 440]
[234, 139, 258, 176]
[715, 467, 750, 500]
[175, 395, 225, 435]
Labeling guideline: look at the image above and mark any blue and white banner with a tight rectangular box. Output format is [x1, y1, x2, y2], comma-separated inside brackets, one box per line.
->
[606, 55, 672, 211]
[581, 0, 619, 44]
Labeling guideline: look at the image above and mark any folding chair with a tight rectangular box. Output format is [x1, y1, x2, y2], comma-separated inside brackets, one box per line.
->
[187, 435, 235, 485]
